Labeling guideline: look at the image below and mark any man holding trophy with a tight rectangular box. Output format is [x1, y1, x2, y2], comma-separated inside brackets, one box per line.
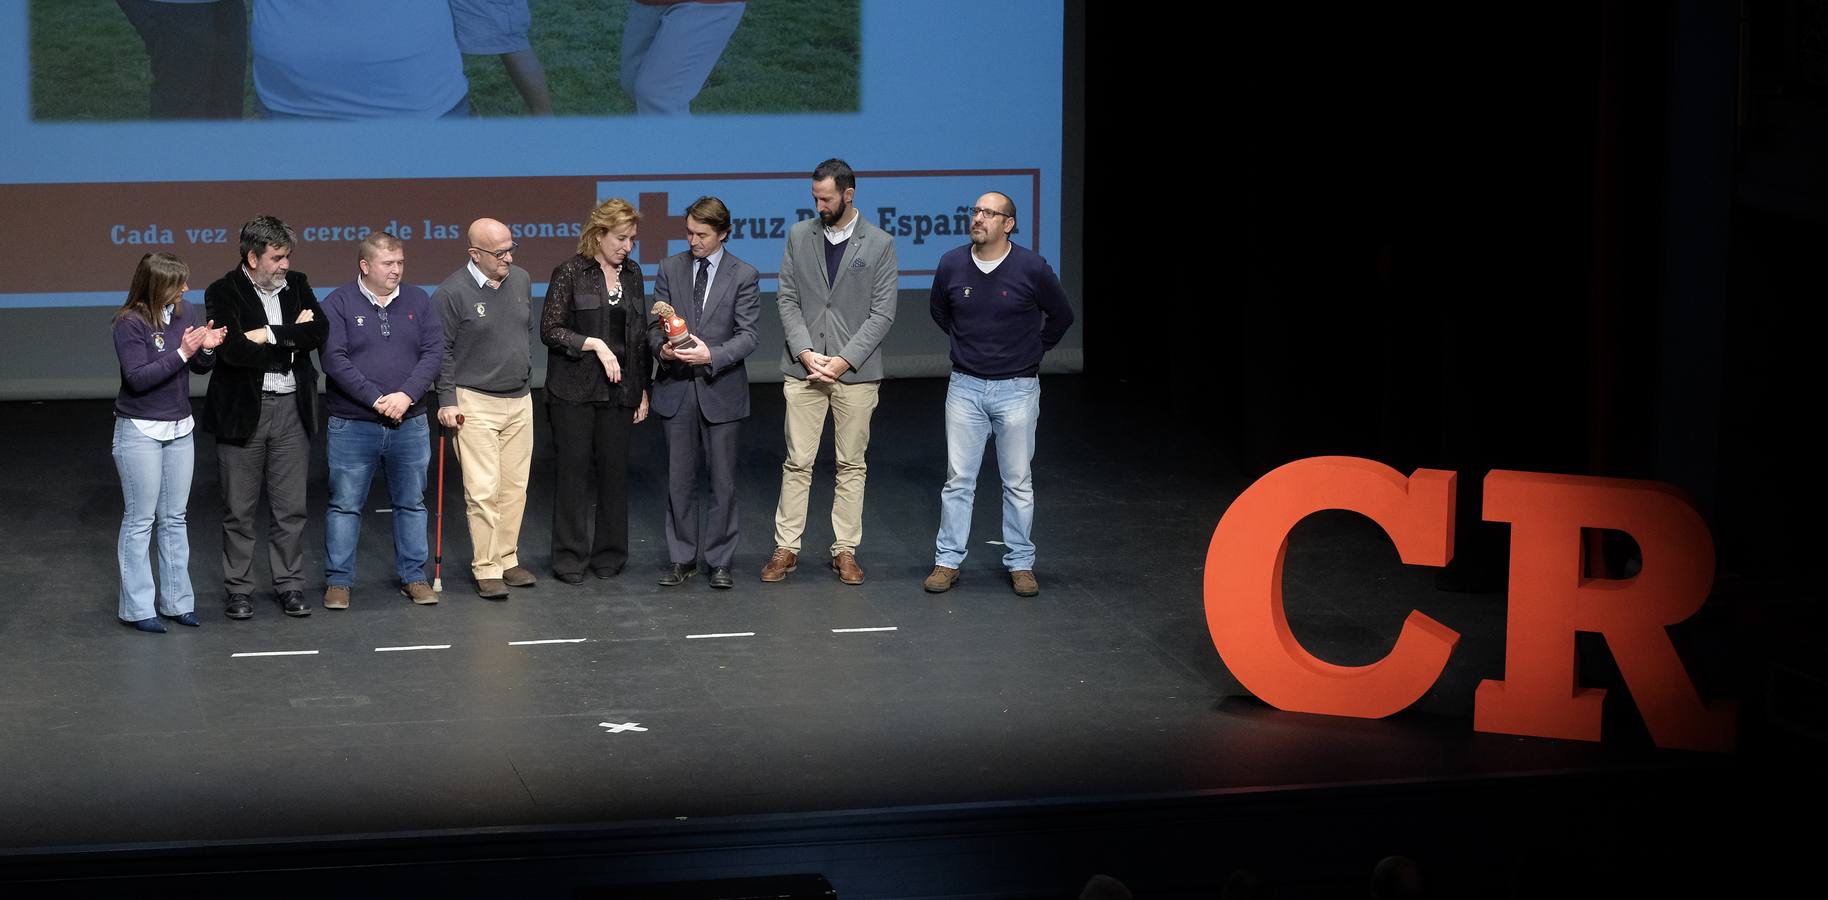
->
[647, 196, 761, 589]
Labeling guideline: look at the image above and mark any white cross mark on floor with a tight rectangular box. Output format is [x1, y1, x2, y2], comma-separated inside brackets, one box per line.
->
[599, 722, 648, 733]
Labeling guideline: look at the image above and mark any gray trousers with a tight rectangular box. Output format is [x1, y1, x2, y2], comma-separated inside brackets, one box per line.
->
[218, 393, 310, 594]
[662, 387, 742, 568]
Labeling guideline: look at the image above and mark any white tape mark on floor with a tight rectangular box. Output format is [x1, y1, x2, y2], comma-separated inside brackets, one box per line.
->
[509, 638, 588, 646]
[600, 722, 648, 733]
[231, 650, 319, 658]
[832, 626, 899, 633]
[375, 644, 450, 652]
[685, 632, 755, 639]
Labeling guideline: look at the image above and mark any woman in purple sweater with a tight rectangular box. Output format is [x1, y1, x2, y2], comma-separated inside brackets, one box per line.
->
[111, 252, 226, 632]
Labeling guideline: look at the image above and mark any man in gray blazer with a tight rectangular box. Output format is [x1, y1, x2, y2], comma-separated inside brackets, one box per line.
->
[649, 196, 761, 590]
[762, 158, 899, 586]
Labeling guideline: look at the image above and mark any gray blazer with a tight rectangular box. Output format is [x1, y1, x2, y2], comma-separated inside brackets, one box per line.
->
[647, 248, 761, 423]
[776, 215, 898, 382]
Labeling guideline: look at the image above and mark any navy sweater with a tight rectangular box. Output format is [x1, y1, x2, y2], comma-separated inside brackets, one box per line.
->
[319, 281, 444, 422]
[113, 303, 216, 421]
[929, 242, 1074, 379]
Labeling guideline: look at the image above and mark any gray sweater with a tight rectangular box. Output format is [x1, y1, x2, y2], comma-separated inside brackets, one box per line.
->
[434, 263, 534, 407]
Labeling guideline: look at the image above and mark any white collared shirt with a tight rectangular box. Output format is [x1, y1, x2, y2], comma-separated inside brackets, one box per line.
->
[244, 267, 296, 394]
[467, 260, 498, 290]
[823, 208, 859, 245]
[357, 278, 399, 307]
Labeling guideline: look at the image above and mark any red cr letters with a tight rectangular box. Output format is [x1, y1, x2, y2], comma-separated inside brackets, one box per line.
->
[1203, 457, 1734, 752]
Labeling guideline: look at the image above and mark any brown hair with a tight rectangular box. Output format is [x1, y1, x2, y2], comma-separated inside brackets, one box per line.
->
[685, 196, 733, 236]
[577, 198, 641, 258]
[359, 230, 404, 261]
[116, 251, 191, 330]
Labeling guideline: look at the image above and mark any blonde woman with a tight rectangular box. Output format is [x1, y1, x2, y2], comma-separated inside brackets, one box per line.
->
[539, 198, 651, 582]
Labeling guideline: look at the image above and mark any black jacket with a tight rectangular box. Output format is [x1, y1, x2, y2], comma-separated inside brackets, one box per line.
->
[539, 254, 651, 407]
[201, 267, 328, 442]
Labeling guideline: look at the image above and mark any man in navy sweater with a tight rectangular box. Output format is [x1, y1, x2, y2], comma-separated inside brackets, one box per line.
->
[318, 232, 444, 609]
[924, 192, 1074, 597]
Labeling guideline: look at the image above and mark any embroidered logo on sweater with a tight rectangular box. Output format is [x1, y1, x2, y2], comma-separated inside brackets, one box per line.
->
[475, 303, 488, 317]
[355, 315, 366, 327]
[152, 332, 165, 351]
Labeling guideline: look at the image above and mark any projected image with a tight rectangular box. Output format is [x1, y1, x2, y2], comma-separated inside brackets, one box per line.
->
[30, 0, 860, 120]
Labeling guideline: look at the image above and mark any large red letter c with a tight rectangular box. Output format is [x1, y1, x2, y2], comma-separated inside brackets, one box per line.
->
[1205, 457, 1460, 718]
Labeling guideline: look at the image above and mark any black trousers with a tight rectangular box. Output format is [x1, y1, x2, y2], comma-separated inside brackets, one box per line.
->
[116, 0, 247, 119]
[547, 398, 634, 576]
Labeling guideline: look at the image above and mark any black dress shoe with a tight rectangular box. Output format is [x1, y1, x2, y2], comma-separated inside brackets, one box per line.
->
[122, 617, 167, 633]
[657, 563, 695, 587]
[280, 590, 311, 617]
[224, 593, 254, 620]
[592, 565, 623, 579]
[162, 611, 201, 627]
[708, 566, 734, 589]
[555, 571, 586, 585]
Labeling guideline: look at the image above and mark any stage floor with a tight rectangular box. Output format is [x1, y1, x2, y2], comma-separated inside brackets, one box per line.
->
[0, 376, 1685, 856]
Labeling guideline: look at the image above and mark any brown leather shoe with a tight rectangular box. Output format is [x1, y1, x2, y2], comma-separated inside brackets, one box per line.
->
[323, 586, 350, 610]
[476, 578, 510, 600]
[922, 565, 960, 593]
[1011, 570, 1039, 597]
[400, 581, 439, 605]
[760, 547, 798, 582]
[502, 565, 537, 587]
[831, 550, 865, 585]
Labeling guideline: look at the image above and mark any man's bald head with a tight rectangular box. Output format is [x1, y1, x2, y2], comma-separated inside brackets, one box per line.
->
[466, 218, 516, 282]
[468, 218, 510, 246]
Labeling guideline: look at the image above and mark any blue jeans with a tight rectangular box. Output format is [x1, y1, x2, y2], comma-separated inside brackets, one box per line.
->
[934, 372, 1041, 571]
[325, 413, 431, 587]
[112, 418, 195, 621]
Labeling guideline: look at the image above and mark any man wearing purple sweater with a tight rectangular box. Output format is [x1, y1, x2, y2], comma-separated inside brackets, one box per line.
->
[318, 233, 444, 608]
[923, 192, 1074, 597]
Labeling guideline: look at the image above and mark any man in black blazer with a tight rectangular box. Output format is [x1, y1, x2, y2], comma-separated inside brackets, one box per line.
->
[647, 196, 761, 589]
[202, 215, 328, 619]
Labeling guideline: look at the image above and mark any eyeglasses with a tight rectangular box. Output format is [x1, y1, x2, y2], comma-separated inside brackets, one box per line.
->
[470, 242, 518, 260]
[967, 207, 1012, 221]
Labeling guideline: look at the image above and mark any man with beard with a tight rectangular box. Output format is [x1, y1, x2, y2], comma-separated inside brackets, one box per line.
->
[763, 158, 898, 586]
[203, 215, 329, 619]
[923, 192, 1073, 597]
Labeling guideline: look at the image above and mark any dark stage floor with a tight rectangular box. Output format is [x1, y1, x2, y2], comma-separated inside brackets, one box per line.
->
[0, 375, 1756, 894]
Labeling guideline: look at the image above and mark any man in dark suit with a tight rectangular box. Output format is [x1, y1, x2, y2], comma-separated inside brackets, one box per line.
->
[202, 215, 328, 619]
[647, 196, 761, 589]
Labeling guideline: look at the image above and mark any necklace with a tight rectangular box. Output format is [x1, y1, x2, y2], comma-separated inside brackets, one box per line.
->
[602, 264, 623, 306]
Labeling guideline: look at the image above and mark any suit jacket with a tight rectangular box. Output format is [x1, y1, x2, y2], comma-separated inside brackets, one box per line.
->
[201, 267, 328, 442]
[647, 248, 760, 424]
[775, 216, 898, 383]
